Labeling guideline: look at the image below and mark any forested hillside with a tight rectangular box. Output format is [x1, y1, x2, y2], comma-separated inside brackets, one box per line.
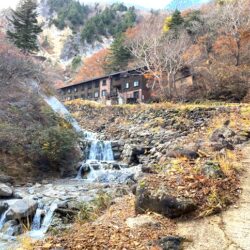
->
[76, 0, 249, 102]
[0, 31, 81, 183]
[34, 0, 138, 68]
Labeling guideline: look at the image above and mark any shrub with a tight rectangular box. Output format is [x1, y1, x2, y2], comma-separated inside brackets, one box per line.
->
[77, 202, 94, 222]
[33, 126, 79, 172]
[92, 191, 112, 212]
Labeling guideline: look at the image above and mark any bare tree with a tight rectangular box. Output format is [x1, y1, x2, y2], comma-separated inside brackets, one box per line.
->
[127, 15, 192, 97]
[215, 0, 250, 66]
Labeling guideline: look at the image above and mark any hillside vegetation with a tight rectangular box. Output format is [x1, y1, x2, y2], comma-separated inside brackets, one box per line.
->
[0, 33, 81, 183]
[72, 0, 250, 102]
[33, 99, 250, 249]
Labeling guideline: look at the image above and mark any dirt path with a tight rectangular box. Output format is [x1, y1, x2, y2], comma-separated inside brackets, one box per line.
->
[177, 144, 250, 250]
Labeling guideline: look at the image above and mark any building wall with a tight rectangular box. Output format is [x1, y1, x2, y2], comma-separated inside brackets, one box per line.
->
[59, 72, 151, 104]
[99, 78, 111, 100]
[111, 73, 150, 103]
[61, 80, 101, 101]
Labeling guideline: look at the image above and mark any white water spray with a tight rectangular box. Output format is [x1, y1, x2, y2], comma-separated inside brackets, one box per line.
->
[30, 202, 58, 239]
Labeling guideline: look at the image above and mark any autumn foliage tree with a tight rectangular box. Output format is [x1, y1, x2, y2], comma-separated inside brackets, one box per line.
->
[73, 49, 109, 83]
[127, 14, 192, 98]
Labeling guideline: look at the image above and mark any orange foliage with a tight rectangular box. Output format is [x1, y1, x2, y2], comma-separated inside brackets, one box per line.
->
[125, 25, 140, 40]
[213, 35, 237, 56]
[73, 49, 109, 83]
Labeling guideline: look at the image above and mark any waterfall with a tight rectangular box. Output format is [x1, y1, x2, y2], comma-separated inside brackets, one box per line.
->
[40, 203, 58, 233]
[43, 96, 100, 140]
[76, 139, 115, 181]
[31, 209, 43, 231]
[30, 202, 58, 239]
[0, 209, 10, 230]
[43, 96, 82, 132]
[88, 140, 114, 161]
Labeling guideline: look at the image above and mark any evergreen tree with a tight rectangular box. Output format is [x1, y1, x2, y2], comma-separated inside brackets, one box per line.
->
[7, 0, 42, 53]
[106, 33, 132, 72]
[169, 9, 184, 31]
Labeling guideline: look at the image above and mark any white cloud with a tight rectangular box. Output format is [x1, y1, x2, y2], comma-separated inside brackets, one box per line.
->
[0, 0, 171, 10]
[120, 0, 171, 9]
[83, 0, 171, 10]
[0, 0, 19, 9]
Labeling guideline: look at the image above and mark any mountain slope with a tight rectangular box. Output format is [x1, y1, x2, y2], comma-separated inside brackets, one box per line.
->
[37, 0, 137, 66]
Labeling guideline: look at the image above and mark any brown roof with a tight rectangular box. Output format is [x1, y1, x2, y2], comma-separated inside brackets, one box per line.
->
[58, 68, 144, 90]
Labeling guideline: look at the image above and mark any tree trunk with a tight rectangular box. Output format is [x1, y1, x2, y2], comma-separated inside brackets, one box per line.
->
[235, 39, 241, 66]
[167, 73, 172, 97]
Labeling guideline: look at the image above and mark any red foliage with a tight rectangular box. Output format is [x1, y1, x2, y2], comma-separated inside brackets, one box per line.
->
[73, 49, 109, 83]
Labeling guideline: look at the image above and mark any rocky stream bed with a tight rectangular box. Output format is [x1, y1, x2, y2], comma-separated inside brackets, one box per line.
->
[1, 99, 250, 250]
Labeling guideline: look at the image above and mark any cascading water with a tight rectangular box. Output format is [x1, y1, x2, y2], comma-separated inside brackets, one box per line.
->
[31, 209, 43, 231]
[0, 209, 9, 230]
[88, 140, 114, 161]
[30, 202, 58, 239]
[76, 136, 117, 182]
[44, 96, 82, 132]
[76, 137, 139, 183]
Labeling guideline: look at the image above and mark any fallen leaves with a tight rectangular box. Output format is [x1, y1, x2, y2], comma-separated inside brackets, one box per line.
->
[34, 196, 176, 250]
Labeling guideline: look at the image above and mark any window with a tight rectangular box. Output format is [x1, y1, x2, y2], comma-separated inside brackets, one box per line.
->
[94, 91, 99, 98]
[134, 81, 139, 87]
[102, 79, 107, 86]
[74, 87, 78, 92]
[68, 89, 71, 94]
[81, 94, 85, 99]
[102, 90, 107, 97]
[95, 82, 99, 88]
[81, 86, 85, 91]
[88, 84, 92, 89]
[87, 93, 92, 98]
[125, 82, 130, 89]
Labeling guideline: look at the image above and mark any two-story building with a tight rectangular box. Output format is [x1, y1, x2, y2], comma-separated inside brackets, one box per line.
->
[59, 69, 151, 104]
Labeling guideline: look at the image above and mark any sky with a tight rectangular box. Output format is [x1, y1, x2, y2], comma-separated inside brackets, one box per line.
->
[0, 0, 172, 10]
[0, 0, 210, 10]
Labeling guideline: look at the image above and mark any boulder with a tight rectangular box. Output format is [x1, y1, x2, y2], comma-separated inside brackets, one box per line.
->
[156, 236, 184, 250]
[82, 164, 91, 173]
[210, 140, 234, 151]
[0, 175, 14, 185]
[113, 152, 121, 160]
[166, 148, 199, 159]
[0, 183, 13, 197]
[126, 215, 158, 229]
[0, 202, 9, 214]
[141, 166, 156, 174]
[135, 187, 197, 218]
[92, 164, 100, 170]
[210, 126, 235, 151]
[201, 161, 224, 178]
[122, 144, 147, 164]
[6, 198, 38, 220]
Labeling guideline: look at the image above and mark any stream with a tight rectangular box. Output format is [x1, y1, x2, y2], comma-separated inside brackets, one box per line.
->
[0, 96, 140, 249]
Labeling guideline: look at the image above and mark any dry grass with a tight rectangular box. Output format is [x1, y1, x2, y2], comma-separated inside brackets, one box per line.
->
[216, 150, 242, 176]
[65, 98, 105, 108]
[17, 236, 34, 250]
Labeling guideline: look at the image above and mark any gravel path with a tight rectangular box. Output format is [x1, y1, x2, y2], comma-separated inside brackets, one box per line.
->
[177, 143, 250, 250]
